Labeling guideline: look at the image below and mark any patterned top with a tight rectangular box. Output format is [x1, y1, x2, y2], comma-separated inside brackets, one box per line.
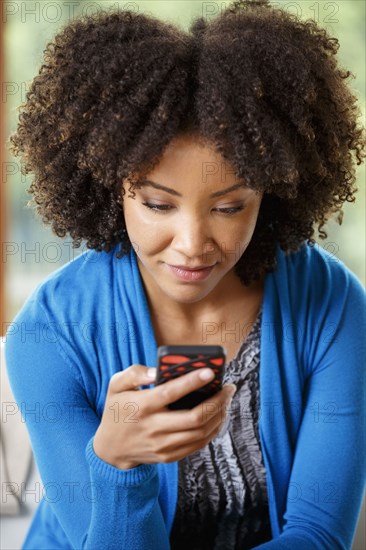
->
[169, 307, 272, 549]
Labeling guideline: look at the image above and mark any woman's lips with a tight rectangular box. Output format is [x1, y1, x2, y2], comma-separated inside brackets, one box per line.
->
[166, 264, 215, 281]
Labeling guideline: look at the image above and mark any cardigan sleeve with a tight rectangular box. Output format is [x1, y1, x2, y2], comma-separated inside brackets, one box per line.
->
[4, 297, 171, 550]
[253, 264, 366, 549]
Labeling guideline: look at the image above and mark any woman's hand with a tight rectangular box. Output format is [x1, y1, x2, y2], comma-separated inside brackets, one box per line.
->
[93, 365, 236, 470]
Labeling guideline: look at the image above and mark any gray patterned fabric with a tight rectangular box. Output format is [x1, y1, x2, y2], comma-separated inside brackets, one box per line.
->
[170, 307, 272, 549]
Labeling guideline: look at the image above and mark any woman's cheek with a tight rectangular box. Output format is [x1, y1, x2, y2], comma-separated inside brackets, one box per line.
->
[139, 219, 171, 253]
[241, 206, 261, 236]
[225, 213, 259, 255]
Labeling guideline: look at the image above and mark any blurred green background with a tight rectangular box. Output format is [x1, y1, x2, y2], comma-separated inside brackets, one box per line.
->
[3, 0, 365, 323]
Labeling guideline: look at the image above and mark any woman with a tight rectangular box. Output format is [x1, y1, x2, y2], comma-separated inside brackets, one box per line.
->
[5, 1, 365, 548]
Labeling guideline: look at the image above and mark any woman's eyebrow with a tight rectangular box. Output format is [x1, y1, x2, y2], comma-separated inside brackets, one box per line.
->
[138, 179, 247, 198]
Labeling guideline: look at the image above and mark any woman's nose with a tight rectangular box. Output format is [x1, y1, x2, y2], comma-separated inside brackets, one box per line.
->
[171, 216, 215, 260]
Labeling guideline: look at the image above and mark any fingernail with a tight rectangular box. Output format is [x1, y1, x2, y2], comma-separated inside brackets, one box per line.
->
[227, 384, 237, 397]
[147, 368, 156, 378]
[199, 369, 214, 380]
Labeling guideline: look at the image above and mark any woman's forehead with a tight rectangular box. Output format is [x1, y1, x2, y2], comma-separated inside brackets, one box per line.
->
[138, 134, 237, 180]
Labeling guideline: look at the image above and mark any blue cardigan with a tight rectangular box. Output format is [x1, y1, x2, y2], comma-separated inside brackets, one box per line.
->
[4, 242, 365, 550]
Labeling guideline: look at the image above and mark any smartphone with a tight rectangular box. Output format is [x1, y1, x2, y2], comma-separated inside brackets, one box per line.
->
[156, 345, 226, 410]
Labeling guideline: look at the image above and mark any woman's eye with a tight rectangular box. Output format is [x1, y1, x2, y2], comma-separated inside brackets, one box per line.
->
[215, 206, 245, 214]
[142, 202, 173, 212]
[141, 202, 245, 215]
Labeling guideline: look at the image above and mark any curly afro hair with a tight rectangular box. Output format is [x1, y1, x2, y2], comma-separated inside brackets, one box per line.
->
[9, 0, 366, 286]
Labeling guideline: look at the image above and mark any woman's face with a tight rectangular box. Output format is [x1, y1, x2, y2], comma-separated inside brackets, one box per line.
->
[121, 134, 263, 308]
